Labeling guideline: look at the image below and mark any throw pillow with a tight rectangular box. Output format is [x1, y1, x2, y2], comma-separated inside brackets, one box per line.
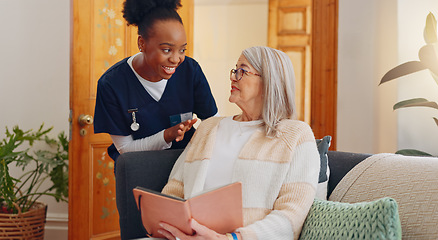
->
[315, 135, 331, 199]
[299, 197, 402, 240]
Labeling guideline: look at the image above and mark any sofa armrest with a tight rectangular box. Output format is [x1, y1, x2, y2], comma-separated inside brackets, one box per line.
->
[329, 153, 438, 239]
[116, 149, 183, 240]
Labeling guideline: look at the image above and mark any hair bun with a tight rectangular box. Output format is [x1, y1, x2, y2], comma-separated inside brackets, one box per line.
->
[155, 0, 182, 10]
[123, 0, 182, 26]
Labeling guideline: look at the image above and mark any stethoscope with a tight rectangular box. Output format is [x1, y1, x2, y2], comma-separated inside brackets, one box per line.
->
[128, 108, 140, 131]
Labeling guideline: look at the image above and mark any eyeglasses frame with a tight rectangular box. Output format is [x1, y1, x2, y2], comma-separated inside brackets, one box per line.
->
[230, 68, 261, 81]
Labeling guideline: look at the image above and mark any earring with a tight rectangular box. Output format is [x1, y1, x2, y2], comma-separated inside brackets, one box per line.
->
[139, 48, 142, 52]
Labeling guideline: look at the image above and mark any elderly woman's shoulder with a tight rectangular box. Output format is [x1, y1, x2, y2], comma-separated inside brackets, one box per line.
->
[279, 118, 310, 126]
[202, 116, 224, 123]
[277, 119, 313, 134]
[196, 116, 225, 129]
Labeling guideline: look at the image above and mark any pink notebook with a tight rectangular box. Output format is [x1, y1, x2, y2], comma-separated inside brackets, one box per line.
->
[133, 182, 243, 238]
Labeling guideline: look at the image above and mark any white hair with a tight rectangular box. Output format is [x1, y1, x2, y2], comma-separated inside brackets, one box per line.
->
[242, 46, 296, 137]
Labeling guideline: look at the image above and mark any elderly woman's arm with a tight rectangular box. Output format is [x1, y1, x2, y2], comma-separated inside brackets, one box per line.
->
[161, 146, 189, 199]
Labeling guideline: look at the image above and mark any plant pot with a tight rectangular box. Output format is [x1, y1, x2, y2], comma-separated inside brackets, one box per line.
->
[0, 202, 47, 240]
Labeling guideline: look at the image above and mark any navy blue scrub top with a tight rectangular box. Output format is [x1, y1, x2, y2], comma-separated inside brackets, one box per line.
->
[94, 56, 218, 162]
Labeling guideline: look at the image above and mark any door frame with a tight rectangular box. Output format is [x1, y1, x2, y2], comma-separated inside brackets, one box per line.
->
[311, 0, 338, 149]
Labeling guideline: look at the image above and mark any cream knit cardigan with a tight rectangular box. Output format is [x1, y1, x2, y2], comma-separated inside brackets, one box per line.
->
[162, 117, 320, 240]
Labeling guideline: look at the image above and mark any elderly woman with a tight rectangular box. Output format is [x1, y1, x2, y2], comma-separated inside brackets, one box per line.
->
[159, 46, 320, 240]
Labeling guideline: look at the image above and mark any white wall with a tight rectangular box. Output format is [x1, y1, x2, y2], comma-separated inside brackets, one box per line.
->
[193, 0, 269, 116]
[397, 1, 438, 155]
[338, 0, 438, 155]
[0, 0, 70, 239]
[337, 0, 399, 154]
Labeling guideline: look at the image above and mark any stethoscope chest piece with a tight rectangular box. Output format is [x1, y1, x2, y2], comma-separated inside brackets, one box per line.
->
[128, 108, 140, 131]
[131, 122, 140, 131]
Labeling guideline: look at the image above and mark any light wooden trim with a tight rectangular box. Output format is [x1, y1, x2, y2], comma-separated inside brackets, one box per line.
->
[179, 0, 194, 57]
[69, 1, 91, 239]
[311, 0, 338, 149]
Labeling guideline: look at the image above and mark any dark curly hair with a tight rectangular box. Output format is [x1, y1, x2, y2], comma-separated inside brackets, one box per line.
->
[122, 0, 183, 39]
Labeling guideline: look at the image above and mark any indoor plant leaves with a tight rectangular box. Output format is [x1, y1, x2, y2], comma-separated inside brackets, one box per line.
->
[0, 124, 68, 213]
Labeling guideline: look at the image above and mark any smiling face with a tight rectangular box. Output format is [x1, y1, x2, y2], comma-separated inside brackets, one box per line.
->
[229, 54, 264, 115]
[136, 20, 187, 82]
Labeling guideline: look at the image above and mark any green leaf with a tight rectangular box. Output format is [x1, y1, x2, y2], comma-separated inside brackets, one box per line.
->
[380, 61, 427, 85]
[393, 98, 438, 110]
[396, 149, 433, 156]
[0, 124, 68, 212]
[424, 12, 438, 44]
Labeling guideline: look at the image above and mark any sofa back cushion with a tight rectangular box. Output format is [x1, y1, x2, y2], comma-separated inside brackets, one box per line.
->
[326, 151, 371, 197]
[315, 136, 331, 199]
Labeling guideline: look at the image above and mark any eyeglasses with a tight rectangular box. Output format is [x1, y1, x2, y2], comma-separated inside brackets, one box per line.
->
[230, 68, 261, 81]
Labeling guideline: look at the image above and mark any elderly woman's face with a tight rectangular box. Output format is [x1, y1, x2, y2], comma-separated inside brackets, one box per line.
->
[229, 54, 263, 111]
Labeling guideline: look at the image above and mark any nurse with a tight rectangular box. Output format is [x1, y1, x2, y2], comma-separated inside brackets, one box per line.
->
[94, 0, 218, 163]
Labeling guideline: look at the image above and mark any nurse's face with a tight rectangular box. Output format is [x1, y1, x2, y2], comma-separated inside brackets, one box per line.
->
[138, 20, 187, 82]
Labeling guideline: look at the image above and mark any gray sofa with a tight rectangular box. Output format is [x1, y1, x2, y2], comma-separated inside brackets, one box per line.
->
[115, 150, 438, 240]
[115, 150, 370, 239]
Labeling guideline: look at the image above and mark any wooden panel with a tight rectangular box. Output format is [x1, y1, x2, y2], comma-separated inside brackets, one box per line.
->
[90, 1, 128, 237]
[127, 24, 139, 56]
[311, 0, 338, 148]
[278, 0, 311, 7]
[268, 0, 312, 123]
[278, 7, 307, 34]
[280, 46, 311, 122]
[179, 0, 194, 57]
[91, 0, 128, 98]
[278, 35, 310, 47]
[92, 144, 118, 236]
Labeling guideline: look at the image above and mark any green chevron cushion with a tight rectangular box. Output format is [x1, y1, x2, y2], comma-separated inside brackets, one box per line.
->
[299, 197, 402, 240]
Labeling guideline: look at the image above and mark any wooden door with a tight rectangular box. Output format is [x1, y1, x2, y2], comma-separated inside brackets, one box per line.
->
[268, 0, 312, 123]
[69, 1, 194, 239]
[268, 0, 337, 148]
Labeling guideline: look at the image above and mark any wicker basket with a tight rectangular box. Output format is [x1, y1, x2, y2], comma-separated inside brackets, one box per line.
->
[0, 202, 47, 240]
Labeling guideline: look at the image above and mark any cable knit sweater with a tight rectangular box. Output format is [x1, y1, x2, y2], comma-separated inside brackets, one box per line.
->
[162, 117, 320, 240]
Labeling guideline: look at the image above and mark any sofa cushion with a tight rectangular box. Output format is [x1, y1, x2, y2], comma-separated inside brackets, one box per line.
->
[315, 135, 331, 199]
[329, 153, 438, 239]
[299, 197, 402, 240]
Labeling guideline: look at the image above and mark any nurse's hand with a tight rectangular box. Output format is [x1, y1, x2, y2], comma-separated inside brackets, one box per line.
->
[164, 119, 198, 143]
[158, 219, 236, 240]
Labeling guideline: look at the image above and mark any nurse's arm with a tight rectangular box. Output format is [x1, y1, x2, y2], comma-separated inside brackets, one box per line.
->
[110, 131, 171, 153]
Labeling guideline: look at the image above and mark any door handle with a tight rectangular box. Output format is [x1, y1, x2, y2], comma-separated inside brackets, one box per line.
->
[78, 114, 94, 126]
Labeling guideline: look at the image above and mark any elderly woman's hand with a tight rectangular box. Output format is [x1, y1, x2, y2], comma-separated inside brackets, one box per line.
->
[164, 119, 197, 143]
[157, 219, 236, 240]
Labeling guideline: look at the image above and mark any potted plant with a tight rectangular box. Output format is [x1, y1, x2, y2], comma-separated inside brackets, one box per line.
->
[380, 12, 438, 156]
[0, 124, 68, 239]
